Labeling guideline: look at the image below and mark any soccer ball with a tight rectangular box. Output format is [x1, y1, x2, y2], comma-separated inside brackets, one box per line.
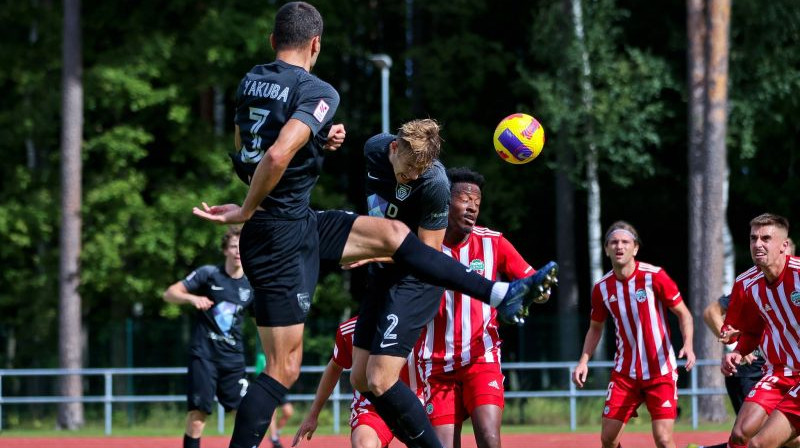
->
[492, 113, 545, 164]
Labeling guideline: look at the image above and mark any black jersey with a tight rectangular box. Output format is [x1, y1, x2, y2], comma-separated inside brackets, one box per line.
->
[363, 133, 449, 232]
[233, 60, 340, 219]
[182, 265, 254, 364]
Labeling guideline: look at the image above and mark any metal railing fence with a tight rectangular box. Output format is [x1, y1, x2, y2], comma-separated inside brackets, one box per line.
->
[0, 359, 726, 435]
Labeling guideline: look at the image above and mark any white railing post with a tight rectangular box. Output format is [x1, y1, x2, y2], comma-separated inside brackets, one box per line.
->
[104, 371, 113, 435]
[691, 363, 699, 429]
[568, 367, 577, 431]
[217, 402, 225, 434]
[333, 377, 341, 434]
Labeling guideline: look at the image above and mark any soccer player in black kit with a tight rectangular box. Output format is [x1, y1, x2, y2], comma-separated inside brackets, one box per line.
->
[192, 3, 558, 448]
[163, 226, 254, 448]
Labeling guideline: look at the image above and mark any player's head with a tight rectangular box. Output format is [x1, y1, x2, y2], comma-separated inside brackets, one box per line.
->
[446, 167, 485, 236]
[221, 225, 242, 267]
[271, 2, 324, 65]
[389, 119, 442, 184]
[749, 213, 790, 267]
[604, 221, 640, 268]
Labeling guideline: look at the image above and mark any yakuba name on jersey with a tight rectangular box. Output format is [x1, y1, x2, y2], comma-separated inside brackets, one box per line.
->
[243, 80, 289, 102]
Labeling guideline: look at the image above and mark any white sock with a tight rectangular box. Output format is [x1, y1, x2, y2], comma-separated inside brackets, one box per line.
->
[489, 282, 509, 307]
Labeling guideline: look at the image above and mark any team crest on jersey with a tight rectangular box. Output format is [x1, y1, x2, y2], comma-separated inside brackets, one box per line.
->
[791, 290, 800, 306]
[469, 259, 485, 275]
[297, 292, 311, 314]
[395, 183, 412, 201]
[635, 289, 647, 303]
[238, 288, 251, 303]
[603, 405, 610, 415]
[426, 403, 434, 415]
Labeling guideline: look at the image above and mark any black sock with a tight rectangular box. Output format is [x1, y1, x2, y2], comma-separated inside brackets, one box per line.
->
[393, 234, 493, 303]
[362, 390, 412, 444]
[228, 373, 288, 448]
[183, 434, 200, 448]
[367, 381, 443, 448]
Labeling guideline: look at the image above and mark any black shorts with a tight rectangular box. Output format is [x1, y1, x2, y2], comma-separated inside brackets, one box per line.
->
[353, 264, 444, 357]
[241, 209, 356, 326]
[187, 356, 247, 414]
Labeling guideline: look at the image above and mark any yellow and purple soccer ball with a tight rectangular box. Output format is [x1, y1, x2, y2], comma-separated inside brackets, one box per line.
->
[492, 113, 545, 164]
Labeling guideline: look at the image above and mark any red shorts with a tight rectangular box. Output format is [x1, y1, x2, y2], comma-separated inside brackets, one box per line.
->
[775, 381, 800, 432]
[349, 396, 393, 447]
[424, 362, 505, 426]
[745, 374, 800, 415]
[603, 371, 678, 423]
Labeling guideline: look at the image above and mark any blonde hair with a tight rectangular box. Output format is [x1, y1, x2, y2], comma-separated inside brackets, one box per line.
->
[396, 119, 442, 171]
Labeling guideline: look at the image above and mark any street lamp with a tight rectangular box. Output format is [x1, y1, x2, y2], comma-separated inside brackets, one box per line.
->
[369, 54, 392, 134]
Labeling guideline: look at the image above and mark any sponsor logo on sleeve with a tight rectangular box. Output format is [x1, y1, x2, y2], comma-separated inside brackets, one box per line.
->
[313, 99, 329, 122]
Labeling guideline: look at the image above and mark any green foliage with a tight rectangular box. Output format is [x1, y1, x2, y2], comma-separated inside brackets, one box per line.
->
[526, 0, 678, 188]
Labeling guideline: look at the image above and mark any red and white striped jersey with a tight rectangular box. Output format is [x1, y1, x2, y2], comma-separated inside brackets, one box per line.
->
[590, 261, 682, 380]
[727, 256, 800, 377]
[331, 316, 423, 414]
[418, 226, 533, 376]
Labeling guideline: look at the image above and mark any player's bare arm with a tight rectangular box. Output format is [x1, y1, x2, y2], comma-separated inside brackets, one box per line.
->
[292, 359, 344, 446]
[193, 119, 312, 224]
[573, 320, 604, 388]
[703, 301, 725, 339]
[670, 301, 695, 371]
[163, 281, 214, 311]
[417, 226, 445, 251]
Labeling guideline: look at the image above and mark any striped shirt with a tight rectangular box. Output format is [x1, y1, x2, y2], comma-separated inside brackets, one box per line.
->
[590, 261, 682, 380]
[331, 316, 422, 415]
[728, 256, 800, 377]
[418, 226, 533, 376]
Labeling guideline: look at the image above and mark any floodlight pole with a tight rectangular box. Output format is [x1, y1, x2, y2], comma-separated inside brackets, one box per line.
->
[370, 54, 393, 134]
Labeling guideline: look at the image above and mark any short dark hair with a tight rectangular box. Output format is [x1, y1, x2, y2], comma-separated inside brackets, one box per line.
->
[446, 167, 485, 191]
[272, 2, 324, 51]
[221, 226, 242, 251]
[750, 213, 790, 233]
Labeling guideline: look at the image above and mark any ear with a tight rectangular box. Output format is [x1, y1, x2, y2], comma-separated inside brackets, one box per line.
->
[269, 33, 276, 51]
[311, 36, 321, 56]
[632, 244, 640, 257]
[389, 140, 398, 155]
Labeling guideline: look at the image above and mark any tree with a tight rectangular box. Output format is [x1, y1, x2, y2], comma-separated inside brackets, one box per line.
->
[687, 0, 730, 423]
[527, 0, 678, 360]
[58, 0, 84, 430]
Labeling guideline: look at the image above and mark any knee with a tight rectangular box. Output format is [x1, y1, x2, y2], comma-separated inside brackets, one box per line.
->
[474, 430, 501, 448]
[186, 410, 207, 435]
[267, 360, 301, 386]
[367, 370, 399, 396]
[731, 426, 751, 445]
[380, 220, 411, 250]
[283, 404, 295, 420]
[653, 433, 674, 448]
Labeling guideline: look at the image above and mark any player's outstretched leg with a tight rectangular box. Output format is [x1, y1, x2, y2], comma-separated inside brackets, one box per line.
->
[496, 261, 559, 325]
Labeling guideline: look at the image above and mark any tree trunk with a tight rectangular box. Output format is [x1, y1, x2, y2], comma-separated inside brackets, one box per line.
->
[556, 144, 580, 360]
[688, 0, 730, 423]
[58, 0, 84, 430]
[571, 0, 605, 360]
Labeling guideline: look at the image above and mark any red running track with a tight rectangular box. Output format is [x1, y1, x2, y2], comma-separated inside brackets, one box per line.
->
[0, 431, 729, 447]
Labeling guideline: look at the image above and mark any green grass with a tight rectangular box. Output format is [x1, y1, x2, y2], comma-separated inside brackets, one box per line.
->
[0, 397, 736, 438]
